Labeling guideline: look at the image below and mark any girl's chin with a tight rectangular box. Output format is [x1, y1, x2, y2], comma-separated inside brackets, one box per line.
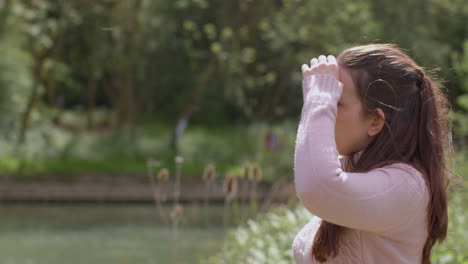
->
[337, 147, 350, 157]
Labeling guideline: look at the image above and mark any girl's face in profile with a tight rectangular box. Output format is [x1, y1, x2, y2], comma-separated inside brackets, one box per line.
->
[335, 67, 374, 156]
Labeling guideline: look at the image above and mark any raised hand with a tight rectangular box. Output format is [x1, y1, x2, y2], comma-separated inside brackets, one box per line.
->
[300, 55, 343, 102]
[301, 55, 340, 81]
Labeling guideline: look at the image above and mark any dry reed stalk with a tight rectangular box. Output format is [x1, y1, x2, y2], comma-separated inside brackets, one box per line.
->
[260, 176, 287, 212]
[170, 204, 183, 264]
[173, 156, 184, 204]
[241, 162, 251, 220]
[147, 159, 169, 223]
[223, 173, 238, 227]
[249, 163, 262, 214]
[170, 155, 184, 263]
[202, 164, 216, 226]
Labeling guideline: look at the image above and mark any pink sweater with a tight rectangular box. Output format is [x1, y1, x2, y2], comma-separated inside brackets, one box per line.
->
[292, 75, 430, 263]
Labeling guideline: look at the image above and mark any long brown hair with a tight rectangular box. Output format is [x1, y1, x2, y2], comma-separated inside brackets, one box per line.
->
[311, 44, 452, 263]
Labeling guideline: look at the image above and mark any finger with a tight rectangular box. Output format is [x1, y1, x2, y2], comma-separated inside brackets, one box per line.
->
[310, 58, 318, 67]
[327, 55, 337, 65]
[301, 64, 310, 73]
[318, 55, 327, 64]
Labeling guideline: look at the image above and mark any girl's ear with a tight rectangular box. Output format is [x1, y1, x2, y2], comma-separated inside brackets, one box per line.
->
[367, 108, 385, 137]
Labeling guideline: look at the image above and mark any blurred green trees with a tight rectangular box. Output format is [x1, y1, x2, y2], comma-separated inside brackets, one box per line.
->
[0, 0, 467, 173]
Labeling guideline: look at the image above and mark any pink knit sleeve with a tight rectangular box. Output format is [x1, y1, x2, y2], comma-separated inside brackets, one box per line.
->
[294, 74, 428, 233]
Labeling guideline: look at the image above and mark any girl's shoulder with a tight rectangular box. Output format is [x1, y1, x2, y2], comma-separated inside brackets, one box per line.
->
[380, 161, 426, 180]
[377, 162, 429, 198]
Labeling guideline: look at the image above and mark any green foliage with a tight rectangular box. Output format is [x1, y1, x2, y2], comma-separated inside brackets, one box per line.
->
[176, 120, 296, 182]
[0, 5, 32, 135]
[175, 0, 380, 119]
[0, 0, 466, 135]
[0, 115, 297, 182]
[453, 40, 468, 136]
[2, 0, 462, 125]
[202, 205, 312, 264]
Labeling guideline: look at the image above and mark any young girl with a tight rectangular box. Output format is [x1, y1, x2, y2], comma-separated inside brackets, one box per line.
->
[292, 44, 452, 263]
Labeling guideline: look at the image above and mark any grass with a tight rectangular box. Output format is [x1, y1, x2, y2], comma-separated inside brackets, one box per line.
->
[0, 113, 298, 182]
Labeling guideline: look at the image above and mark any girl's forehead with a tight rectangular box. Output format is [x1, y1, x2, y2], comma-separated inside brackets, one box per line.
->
[339, 68, 361, 102]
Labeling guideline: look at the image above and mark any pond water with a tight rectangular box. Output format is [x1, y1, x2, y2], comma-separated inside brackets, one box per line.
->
[0, 203, 230, 264]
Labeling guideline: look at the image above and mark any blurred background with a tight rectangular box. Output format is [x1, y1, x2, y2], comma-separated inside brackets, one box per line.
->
[0, 0, 466, 263]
